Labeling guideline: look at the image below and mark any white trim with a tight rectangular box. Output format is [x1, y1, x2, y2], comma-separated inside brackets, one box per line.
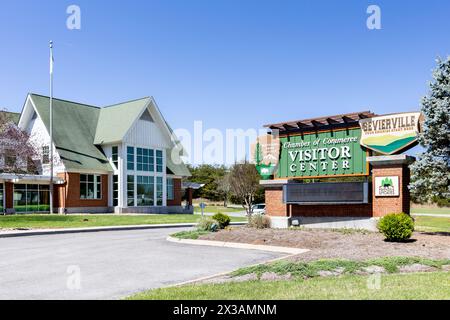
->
[0, 173, 64, 184]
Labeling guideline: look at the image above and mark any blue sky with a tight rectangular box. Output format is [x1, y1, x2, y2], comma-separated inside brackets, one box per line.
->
[1, 1, 449, 162]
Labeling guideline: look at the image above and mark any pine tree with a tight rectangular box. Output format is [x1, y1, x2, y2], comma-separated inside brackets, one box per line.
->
[409, 57, 450, 204]
[254, 140, 262, 166]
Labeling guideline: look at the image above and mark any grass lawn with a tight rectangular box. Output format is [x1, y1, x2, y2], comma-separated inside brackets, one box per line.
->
[129, 271, 450, 300]
[414, 215, 450, 233]
[411, 207, 450, 215]
[194, 205, 244, 214]
[0, 214, 247, 230]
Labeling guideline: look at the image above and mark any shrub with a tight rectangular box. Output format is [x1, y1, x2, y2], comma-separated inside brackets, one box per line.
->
[249, 214, 271, 229]
[377, 213, 415, 242]
[197, 217, 219, 232]
[212, 213, 231, 229]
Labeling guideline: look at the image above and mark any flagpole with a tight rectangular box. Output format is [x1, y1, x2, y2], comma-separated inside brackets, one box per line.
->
[49, 41, 54, 215]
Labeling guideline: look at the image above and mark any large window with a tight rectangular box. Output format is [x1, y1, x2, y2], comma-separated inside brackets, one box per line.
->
[127, 175, 135, 206]
[156, 150, 163, 172]
[156, 177, 163, 206]
[137, 148, 154, 172]
[167, 178, 174, 201]
[80, 174, 102, 200]
[0, 184, 4, 212]
[137, 176, 154, 206]
[127, 146, 135, 170]
[13, 184, 50, 213]
[112, 146, 119, 169]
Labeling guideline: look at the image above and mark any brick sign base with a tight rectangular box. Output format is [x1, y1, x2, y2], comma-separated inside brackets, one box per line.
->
[263, 155, 414, 230]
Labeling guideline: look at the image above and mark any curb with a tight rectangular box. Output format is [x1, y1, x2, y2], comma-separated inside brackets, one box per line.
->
[0, 221, 247, 239]
[166, 236, 309, 255]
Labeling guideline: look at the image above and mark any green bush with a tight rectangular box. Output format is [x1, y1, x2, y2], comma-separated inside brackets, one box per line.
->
[197, 217, 219, 232]
[212, 213, 231, 229]
[377, 213, 415, 242]
[249, 214, 271, 229]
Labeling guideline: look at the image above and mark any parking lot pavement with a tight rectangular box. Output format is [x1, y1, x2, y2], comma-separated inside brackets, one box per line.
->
[0, 227, 282, 300]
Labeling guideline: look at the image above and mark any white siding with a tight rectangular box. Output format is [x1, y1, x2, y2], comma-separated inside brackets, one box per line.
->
[123, 117, 171, 149]
[26, 109, 65, 175]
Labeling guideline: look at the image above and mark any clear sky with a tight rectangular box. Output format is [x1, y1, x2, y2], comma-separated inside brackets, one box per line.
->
[1, 1, 449, 163]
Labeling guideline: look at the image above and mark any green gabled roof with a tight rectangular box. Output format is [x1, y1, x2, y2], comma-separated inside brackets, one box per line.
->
[28, 94, 190, 176]
[166, 148, 191, 177]
[94, 97, 151, 144]
[30, 94, 113, 172]
[0, 111, 21, 124]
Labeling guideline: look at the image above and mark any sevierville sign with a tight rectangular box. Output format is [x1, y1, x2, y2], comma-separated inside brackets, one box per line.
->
[359, 112, 422, 155]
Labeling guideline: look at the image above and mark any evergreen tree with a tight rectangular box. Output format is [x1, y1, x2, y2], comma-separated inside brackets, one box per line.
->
[409, 57, 450, 204]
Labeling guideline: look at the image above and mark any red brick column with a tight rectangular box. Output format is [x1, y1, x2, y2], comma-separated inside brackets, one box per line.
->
[369, 155, 414, 217]
[167, 178, 182, 206]
[265, 187, 288, 217]
[187, 188, 193, 206]
[5, 182, 14, 213]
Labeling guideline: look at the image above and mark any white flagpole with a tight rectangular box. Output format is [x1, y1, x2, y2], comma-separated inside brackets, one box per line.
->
[49, 41, 54, 214]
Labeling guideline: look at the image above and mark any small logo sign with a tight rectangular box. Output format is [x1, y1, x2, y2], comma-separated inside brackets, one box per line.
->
[359, 112, 422, 155]
[251, 134, 280, 180]
[375, 176, 399, 197]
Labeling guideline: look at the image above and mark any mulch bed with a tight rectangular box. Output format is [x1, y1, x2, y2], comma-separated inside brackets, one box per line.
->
[198, 227, 450, 261]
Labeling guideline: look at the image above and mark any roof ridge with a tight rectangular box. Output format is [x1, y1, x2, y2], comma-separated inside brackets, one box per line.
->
[102, 96, 151, 109]
[29, 93, 100, 109]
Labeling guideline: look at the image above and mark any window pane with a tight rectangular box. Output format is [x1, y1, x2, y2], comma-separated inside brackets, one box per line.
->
[80, 182, 87, 199]
[156, 177, 163, 206]
[156, 150, 163, 173]
[87, 182, 95, 199]
[127, 146, 135, 170]
[13, 188, 27, 212]
[112, 146, 118, 169]
[137, 175, 154, 206]
[167, 178, 174, 200]
[127, 175, 135, 206]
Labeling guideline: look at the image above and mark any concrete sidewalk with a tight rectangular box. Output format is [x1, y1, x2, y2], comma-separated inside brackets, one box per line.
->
[0, 221, 247, 238]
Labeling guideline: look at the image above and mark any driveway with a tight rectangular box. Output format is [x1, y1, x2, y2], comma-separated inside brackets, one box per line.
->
[0, 227, 282, 300]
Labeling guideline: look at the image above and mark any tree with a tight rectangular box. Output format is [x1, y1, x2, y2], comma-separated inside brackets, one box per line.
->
[216, 173, 231, 207]
[186, 164, 227, 201]
[0, 110, 39, 174]
[409, 57, 450, 204]
[228, 162, 261, 215]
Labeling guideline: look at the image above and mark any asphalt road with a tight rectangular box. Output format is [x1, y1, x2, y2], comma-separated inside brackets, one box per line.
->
[0, 227, 281, 300]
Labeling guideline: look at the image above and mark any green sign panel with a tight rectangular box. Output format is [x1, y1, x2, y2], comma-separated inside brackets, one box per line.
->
[277, 128, 368, 179]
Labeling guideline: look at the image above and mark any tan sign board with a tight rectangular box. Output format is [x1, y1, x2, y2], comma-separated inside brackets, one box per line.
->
[359, 112, 423, 155]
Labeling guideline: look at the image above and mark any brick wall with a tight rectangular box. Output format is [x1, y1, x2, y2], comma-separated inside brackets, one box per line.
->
[58, 172, 109, 208]
[265, 187, 287, 217]
[167, 178, 182, 206]
[372, 164, 410, 217]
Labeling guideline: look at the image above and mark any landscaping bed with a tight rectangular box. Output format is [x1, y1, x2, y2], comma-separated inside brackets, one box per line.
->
[197, 227, 450, 261]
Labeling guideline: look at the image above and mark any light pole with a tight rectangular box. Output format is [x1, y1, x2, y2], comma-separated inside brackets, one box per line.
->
[49, 41, 54, 214]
